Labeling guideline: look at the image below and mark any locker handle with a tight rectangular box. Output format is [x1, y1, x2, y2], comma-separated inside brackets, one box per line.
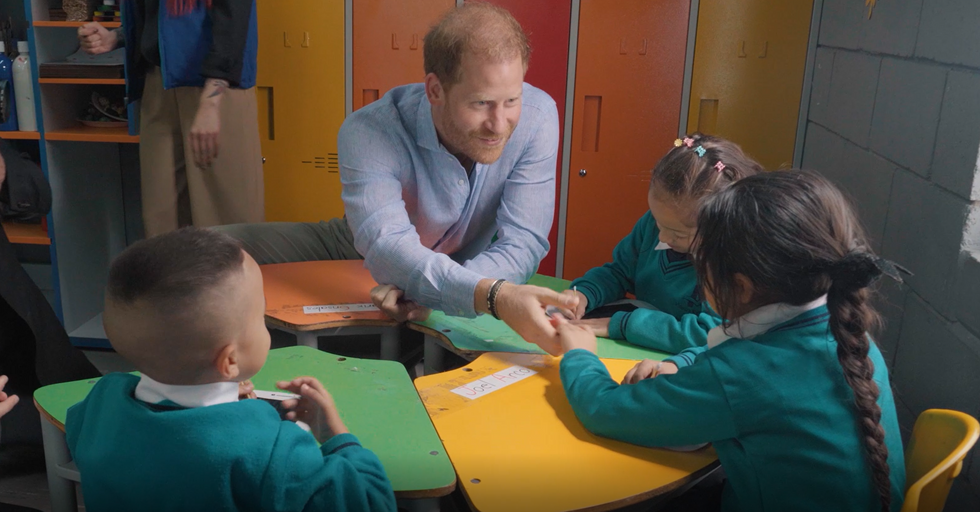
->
[363, 89, 380, 106]
[411, 34, 419, 50]
[258, 86, 275, 141]
[582, 96, 602, 152]
[698, 98, 718, 135]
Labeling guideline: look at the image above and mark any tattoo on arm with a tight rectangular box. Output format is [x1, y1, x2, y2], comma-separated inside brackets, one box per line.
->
[206, 79, 230, 98]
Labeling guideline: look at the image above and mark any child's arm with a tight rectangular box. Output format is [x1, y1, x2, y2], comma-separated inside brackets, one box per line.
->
[606, 307, 722, 353]
[570, 212, 653, 314]
[559, 349, 737, 448]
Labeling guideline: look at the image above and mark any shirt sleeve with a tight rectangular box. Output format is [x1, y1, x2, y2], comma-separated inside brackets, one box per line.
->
[560, 349, 737, 447]
[461, 101, 559, 284]
[260, 429, 397, 512]
[606, 305, 723, 353]
[340, 121, 486, 317]
[201, 0, 252, 86]
[663, 345, 710, 369]
[570, 212, 652, 311]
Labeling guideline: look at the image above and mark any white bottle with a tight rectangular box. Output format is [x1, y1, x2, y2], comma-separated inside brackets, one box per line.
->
[12, 41, 37, 132]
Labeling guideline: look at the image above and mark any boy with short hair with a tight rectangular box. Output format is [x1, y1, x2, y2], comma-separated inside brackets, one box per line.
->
[66, 227, 396, 511]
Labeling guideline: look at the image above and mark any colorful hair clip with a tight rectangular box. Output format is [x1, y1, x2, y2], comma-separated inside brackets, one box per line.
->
[714, 161, 725, 173]
[683, 137, 695, 148]
[694, 145, 706, 157]
[674, 139, 683, 147]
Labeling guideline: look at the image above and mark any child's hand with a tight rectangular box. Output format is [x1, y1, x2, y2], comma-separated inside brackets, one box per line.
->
[554, 315, 598, 355]
[277, 377, 349, 444]
[238, 380, 256, 399]
[570, 317, 610, 337]
[559, 289, 588, 319]
[0, 375, 19, 418]
[621, 360, 678, 385]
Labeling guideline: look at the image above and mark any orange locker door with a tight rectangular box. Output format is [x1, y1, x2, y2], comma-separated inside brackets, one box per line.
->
[563, 0, 690, 280]
[352, 0, 454, 111]
[480, 0, 573, 277]
[687, 0, 813, 170]
[256, 0, 346, 222]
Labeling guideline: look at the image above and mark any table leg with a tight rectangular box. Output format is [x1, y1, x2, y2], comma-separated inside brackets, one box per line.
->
[40, 419, 78, 512]
[296, 331, 318, 348]
[397, 497, 440, 512]
[379, 327, 400, 361]
[423, 335, 447, 375]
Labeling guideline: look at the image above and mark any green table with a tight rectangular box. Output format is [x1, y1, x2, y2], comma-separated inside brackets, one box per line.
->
[34, 346, 456, 512]
[410, 275, 669, 373]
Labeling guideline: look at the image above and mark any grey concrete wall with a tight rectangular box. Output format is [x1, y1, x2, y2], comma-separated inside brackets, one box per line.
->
[802, 1, 980, 510]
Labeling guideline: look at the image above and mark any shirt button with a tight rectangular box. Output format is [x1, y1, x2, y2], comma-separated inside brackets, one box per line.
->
[458, 179, 465, 186]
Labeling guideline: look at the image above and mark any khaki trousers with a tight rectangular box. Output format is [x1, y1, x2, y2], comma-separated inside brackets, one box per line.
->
[139, 67, 265, 237]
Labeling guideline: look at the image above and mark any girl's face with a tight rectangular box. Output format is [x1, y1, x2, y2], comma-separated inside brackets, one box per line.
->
[648, 188, 699, 254]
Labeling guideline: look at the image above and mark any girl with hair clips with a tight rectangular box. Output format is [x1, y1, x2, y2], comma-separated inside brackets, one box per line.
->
[556, 170, 907, 511]
[563, 133, 763, 354]
[77, 0, 264, 237]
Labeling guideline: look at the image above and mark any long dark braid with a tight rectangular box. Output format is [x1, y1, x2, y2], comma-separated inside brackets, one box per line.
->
[693, 170, 892, 511]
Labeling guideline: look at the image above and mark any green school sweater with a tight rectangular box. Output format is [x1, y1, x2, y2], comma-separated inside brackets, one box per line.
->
[570, 211, 721, 353]
[561, 306, 906, 512]
[66, 373, 397, 512]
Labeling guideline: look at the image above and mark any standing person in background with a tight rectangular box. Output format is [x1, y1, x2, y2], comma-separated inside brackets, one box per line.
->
[77, 0, 264, 237]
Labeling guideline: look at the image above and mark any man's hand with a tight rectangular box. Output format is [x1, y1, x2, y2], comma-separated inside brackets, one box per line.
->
[190, 79, 229, 169]
[277, 376, 349, 444]
[570, 317, 610, 338]
[77, 23, 118, 55]
[0, 150, 6, 188]
[370, 284, 432, 322]
[560, 289, 588, 319]
[621, 359, 678, 385]
[0, 375, 20, 418]
[490, 282, 580, 356]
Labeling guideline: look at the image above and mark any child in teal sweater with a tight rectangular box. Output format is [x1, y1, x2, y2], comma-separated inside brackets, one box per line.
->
[557, 170, 906, 511]
[66, 228, 397, 512]
[566, 134, 763, 353]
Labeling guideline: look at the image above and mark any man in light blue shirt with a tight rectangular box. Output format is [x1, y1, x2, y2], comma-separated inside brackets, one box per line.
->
[220, 3, 577, 353]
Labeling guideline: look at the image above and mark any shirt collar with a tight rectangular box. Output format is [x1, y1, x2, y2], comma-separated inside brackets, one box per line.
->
[416, 93, 443, 152]
[655, 241, 671, 251]
[707, 295, 828, 348]
[134, 374, 240, 408]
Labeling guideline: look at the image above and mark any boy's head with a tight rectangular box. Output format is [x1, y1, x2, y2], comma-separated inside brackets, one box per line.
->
[104, 227, 270, 385]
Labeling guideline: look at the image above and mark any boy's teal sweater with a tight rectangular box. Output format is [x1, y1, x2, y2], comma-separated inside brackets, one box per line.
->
[561, 306, 906, 512]
[570, 211, 722, 353]
[66, 373, 397, 512]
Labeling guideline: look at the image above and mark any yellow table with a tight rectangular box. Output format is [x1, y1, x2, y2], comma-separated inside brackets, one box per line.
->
[414, 352, 719, 512]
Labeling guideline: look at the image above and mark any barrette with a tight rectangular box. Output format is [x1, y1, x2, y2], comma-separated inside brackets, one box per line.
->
[683, 137, 695, 148]
[694, 145, 706, 157]
[714, 161, 725, 173]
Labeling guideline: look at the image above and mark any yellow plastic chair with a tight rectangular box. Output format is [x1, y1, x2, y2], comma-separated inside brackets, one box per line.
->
[901, 409, 980, 512]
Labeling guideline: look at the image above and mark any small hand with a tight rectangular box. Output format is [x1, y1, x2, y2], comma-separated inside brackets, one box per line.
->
[238, 380, 256, 399]
[554, 315, 598, 355]
[559, 289, 588, 319]
[496, 283, 580, 356]
[190, 102, 221, 169]
[621, 359, 678, 385]
[570, 317, 610, 338]
[277, 377, 349, 443]
[0, 375, 20, 418]
[77, 23, 117, 55]
[370, 284, 432, 322]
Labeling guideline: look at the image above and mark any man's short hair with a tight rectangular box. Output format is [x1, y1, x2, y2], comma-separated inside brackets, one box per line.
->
[423, 2, 530, 90]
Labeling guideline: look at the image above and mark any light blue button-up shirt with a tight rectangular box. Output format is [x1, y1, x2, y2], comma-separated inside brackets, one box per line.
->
[339, 83, 559, 317]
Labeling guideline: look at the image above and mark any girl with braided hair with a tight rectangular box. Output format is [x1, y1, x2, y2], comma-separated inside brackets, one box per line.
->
[557, 169, 906, 511]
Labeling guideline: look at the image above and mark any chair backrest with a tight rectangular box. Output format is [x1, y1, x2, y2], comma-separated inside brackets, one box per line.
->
[901, 409, 980, 512]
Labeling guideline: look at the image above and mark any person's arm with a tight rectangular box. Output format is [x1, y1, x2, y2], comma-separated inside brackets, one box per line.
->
[570, 212, 654, 313]
[606, 306, 723, 353]
[560, 349, 737, 447]
[663, 345, 710, 369]
[77, 23, 122, 54]
[200, 0, 252, 87]
[461, 101, 559, 283]
[0, 375, 19, 418]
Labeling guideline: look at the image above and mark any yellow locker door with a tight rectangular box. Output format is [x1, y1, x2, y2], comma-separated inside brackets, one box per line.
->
[256, 0, 346, 222]
[686, 0, 813, 170]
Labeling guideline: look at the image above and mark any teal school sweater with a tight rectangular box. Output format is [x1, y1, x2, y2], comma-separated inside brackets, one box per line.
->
[66, 373, 397, 512]
[570, 211, 721, 353]
[561, 306, 906, 512]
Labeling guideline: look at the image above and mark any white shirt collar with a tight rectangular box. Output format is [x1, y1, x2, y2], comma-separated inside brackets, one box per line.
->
[654, 241, 672, 251]
[134, 374, 240, 408]
[707, 295, 828, 348]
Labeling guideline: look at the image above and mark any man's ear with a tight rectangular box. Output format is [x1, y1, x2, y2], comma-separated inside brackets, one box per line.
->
[733, 273, 756, 307]
[213, 343, 240, 381]
[424, 72, 445, 106]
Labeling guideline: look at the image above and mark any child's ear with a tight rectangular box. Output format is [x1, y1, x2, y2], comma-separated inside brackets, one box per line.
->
[214, 344, 240, 381]
[733, 273, 756, 306]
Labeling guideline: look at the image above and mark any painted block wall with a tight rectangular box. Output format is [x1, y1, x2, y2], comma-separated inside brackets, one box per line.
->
[801, 1, 980, 509]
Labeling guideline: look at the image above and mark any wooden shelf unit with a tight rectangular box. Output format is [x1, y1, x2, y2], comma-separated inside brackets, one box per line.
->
[38, 78, 126, 85]
[1, 221, 51, 245]
[33, 21, 122, 28]
[0, 131, 41, 140]
[44, 125, 138, 143]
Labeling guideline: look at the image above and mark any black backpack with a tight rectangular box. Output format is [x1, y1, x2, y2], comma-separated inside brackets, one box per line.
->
[0, 139, 51, 223]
